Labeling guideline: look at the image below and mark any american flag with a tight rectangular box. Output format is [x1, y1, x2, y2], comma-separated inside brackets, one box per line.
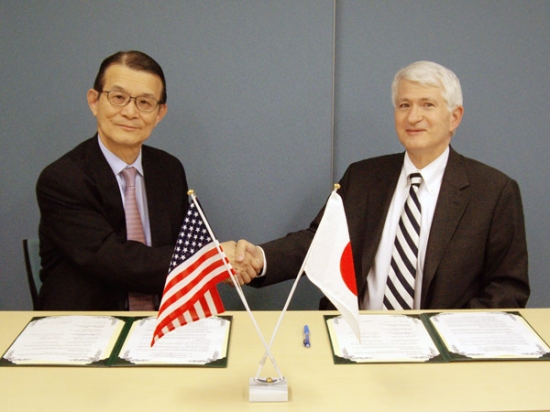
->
[151, 199, 233, 345]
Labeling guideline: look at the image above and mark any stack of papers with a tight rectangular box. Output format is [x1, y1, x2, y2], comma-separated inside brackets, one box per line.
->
[326, 311, 550, 363]
[1, 315, 231, 367]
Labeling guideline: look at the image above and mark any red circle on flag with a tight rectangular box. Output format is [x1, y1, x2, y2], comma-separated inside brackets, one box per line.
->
[340, 242, 357, 295]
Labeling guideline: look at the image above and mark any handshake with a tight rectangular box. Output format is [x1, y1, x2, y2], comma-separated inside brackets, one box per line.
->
[221, 240, 265, 286]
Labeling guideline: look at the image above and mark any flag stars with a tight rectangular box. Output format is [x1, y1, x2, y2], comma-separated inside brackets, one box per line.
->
[168, 200, 216, 264]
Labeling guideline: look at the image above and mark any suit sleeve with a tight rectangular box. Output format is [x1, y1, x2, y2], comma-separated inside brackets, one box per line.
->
[466, 178, 529, 308]
[251, 165, 359, 288]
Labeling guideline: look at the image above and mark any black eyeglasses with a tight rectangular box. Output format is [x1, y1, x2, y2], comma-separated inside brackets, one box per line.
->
[102, 90, 161, 112]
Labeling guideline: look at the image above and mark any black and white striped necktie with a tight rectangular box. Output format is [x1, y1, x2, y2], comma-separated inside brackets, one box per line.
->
[383, 173, 422, 310]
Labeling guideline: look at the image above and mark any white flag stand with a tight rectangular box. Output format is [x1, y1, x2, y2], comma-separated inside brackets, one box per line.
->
[248, 255, 309, 402]
[189, 191, 288, 402]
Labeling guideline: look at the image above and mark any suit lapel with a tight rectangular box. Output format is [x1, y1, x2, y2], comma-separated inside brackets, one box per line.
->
[142, 148, 173, 246]
[358, 154, 403, 294]
[421, 148, 470, 306]
[83, 136, 126, 233]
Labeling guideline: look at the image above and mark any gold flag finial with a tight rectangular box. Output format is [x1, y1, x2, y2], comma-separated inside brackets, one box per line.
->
[333, 183, 340, 190]
[187, 189, 195, 195]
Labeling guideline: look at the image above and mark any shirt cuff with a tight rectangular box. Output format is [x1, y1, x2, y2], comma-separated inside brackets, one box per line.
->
[257, 246, 267, 277]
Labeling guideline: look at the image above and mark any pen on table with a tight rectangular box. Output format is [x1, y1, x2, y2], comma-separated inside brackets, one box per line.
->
[303, 325, 310, 348]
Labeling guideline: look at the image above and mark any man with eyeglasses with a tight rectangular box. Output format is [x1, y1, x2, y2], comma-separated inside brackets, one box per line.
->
[35, 51, 189, 310]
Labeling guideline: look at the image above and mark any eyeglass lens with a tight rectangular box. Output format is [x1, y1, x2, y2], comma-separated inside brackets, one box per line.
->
[104, 91, 158, 112]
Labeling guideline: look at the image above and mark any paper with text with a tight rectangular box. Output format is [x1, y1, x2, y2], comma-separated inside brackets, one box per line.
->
[120, 316, 229, 365]
[328, 314, 440, 362]
[2, 316, 123, 365]
[430, 312, 550, 359]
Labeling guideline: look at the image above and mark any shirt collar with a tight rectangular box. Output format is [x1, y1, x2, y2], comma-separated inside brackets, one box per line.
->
[97, 135, 144, 177]
[403, 147, 449, 195]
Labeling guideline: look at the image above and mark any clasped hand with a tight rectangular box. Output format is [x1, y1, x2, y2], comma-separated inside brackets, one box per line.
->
[220, 239, 264, 286]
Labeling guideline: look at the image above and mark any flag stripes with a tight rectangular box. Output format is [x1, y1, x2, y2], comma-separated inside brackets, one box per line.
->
[151, 199, 232, 346]
[152, 242, 229, 344]
[158, 244, 229, 311]
[154, 289, 224, 344]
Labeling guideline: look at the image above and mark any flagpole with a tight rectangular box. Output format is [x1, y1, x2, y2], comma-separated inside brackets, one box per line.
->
[189, 191, 284, 381]
[254, 185, 340, 377]
[253, 242, 315, 378]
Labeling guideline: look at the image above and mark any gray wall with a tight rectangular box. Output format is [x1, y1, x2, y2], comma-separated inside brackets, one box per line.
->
[1, 1, 548, 310]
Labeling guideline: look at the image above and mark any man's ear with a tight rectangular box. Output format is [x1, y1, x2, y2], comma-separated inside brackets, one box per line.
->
[450, 105, 464, 133]
[87, 89, 100, 116]
[154, 103, 168, 127]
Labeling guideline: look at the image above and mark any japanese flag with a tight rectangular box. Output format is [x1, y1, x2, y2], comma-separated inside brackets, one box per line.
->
[304, 188, 361, 341]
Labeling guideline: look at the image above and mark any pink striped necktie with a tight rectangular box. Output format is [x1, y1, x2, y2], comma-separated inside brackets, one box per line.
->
[121, 167, 155, 311]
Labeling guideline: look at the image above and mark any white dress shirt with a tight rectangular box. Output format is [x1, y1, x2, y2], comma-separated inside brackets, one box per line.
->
[362, 147, 449, 310]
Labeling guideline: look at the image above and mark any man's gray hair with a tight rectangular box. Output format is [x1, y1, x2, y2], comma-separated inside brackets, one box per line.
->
[391, 61, 463, 111]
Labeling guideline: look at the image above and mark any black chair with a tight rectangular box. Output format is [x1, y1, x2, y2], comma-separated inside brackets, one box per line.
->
[23, 238, 42, 310]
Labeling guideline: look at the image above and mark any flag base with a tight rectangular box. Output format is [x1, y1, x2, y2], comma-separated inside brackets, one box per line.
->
[249, 377, 288, 402]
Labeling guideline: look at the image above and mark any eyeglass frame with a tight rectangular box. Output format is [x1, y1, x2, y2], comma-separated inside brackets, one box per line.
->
[100, 90, 163, 113]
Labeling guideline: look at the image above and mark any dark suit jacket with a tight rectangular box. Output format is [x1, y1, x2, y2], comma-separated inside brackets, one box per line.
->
[255, 148, 529, 309]
[36, 136, 188, 310]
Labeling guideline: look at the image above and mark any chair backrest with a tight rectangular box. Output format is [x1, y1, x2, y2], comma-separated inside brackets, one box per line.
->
[23, 238, 42, 310]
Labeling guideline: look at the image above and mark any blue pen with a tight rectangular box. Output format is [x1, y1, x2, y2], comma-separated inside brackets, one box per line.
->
[303, 325, 310, 348]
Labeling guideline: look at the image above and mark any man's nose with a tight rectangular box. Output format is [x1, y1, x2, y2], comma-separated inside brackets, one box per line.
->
[120, 98, 140, 116]
[407, 105, 422, 123]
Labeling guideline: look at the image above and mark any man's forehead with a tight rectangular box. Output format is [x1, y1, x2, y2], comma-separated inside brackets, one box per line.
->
[105, 64, 162, 84]
[103, 64, 162, 94]
[397, 80, 444, 99]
